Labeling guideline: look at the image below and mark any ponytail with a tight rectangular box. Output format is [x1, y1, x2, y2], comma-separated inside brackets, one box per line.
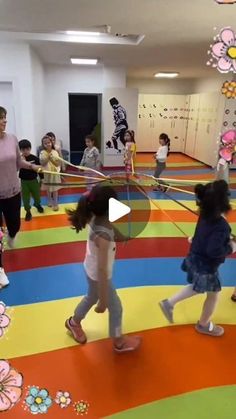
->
[67, 193, 92, 233]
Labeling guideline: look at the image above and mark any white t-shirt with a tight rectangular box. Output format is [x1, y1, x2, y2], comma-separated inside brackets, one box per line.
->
[156, 145, 168, 162]
[84, 223, 116, 281]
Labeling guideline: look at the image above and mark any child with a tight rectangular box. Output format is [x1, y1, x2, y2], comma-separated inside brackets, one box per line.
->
[124, 130, 136, 175]
[153, 133, 170, 192]
[65, 185, 141, 353]
[39, 135, 61, 211]
[46, 132, 66, 172]
[19, 140, 44, 221]
[80, 135, 101, 190]
[160, 180, 236, 337]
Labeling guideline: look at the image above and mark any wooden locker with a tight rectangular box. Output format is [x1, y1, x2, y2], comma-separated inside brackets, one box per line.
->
[184, 94, 200, 158]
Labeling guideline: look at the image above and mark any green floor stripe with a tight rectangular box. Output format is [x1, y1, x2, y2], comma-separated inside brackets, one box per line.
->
[109, 385, 236, 419]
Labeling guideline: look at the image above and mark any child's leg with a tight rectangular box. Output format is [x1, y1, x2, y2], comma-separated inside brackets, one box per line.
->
[30, 179, 43, 210]
[196, 292, 224, 336]
[52, 191, 58, 211]
[21, 180, 31, 213]
[73, 277, 99, 323]
[65, 277, 98, 344]
[199, 292, 219, 326]
[47, 190, 53, 207]
[107, 282, 141, 352]
[160, 285, 198, 323]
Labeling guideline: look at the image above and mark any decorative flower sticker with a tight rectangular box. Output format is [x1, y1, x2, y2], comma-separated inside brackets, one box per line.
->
[222, 80, 236, 98]
[74, 400, 90, 416]
[25, 386, 52, 414]
[219, 129, 236, 161]
[215, 0, 236, 3]
[208, 27, 236, 73]
[0, 302, 10, 337]
[55, 391, 71, 409]
[0, 360, 23, 412]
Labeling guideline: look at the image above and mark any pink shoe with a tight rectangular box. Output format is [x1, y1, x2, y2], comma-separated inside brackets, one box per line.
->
[65, 317, 87, 344]
[114, 335, 141, 353]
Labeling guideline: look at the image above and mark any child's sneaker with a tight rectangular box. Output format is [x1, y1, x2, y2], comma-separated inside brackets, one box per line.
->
[0, 268, 9, 288]
[25, 211, 32, 222]
[35, 205, 44, 214]
[195, 321, 224, 337]
[65, 317, 87, 344]
[159, 299, 174, 323]
[114, 335, 141, 353]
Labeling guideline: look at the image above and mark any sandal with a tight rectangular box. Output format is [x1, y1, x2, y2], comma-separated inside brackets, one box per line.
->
[195, 321, 224, 337]
[114, 336, 141, 353]
[231, 294, 236, 302]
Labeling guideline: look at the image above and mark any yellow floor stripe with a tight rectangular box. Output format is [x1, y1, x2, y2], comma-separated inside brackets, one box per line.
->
[2, 286, 235, 359]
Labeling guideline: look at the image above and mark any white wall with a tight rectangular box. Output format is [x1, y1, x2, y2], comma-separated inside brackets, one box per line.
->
[44, 65, 104, 151]
[30, 48, 45, 145]
[0, 43, 36, 149]
[127, 77, 195, 95]
[192, 76, 226, 93]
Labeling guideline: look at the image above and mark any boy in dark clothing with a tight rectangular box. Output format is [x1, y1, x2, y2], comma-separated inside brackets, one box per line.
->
[19, 140, 44, 221]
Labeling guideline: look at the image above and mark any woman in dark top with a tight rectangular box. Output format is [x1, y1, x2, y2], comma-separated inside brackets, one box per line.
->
[159, 180, 236, 337]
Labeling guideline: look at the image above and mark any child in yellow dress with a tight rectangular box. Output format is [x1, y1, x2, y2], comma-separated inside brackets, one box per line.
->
[40, 135, 61, 211]
[124, 130, 136, 176]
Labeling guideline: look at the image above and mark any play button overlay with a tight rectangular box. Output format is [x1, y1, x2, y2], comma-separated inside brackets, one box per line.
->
[109, 198, 131, 222]
[101, 176, 151, 242]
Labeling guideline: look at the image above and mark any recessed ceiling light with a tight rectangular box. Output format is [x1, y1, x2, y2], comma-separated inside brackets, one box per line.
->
[66, 30, 101, 36]
[70, 58, 98, 65]
[154, 72, 179, 78]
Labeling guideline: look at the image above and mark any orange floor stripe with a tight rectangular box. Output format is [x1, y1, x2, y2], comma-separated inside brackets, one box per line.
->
[5, 325, 236, 419]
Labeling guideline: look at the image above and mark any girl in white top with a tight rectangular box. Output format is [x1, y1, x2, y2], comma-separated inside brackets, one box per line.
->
[80, 135, 101, 190]
[153, 133, 170, 192]
[65, 185, 141, 353]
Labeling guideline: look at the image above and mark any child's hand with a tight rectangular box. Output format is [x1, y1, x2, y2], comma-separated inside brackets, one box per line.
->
[31, 164, 41, 173]
[95, 301, 107, 313]
[230, 239, 236, 253]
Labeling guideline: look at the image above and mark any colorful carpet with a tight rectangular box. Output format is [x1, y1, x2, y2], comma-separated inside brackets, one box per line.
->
[1, 154, 236, 418]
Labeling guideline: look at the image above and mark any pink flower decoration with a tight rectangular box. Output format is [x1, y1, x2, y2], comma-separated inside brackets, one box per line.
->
[0, 360, 23, 412]
[0, 302, 10, 338]
[211, 28, 236, 73]
[219, 130, 236, 161]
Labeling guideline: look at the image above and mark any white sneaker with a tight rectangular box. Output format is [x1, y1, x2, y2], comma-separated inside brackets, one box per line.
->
[7, 235, 16, 249]
[0, 268, 9, 288]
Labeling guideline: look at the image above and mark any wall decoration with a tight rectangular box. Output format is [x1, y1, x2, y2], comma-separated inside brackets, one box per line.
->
[103, 88, 138, 166]
[208, 27, 236, 72]
[0, 302, 10, 337]
[219, 129, 236, 161]
[222, 80, 236, 98]
[55, 391, 72, 409]
[0, 360, 23, 412]
[25, 386, 53, 414]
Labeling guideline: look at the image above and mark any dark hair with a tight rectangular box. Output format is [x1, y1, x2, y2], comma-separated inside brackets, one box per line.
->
[125, 130, 135, 143]
[195, 180, 231, 220]
[41, 135, 55, 150]
[46, 132, 56, 139]
[85, 134, 96, 146]
[19, 139, 32, 150]
[67, 185, 117, 233]
[109, 97, 119, 107]
[159, 133, 171, 156]
[0, 107, 7, 118]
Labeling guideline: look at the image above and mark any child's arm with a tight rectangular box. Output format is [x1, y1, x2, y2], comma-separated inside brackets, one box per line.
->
[40, 150, 50, 166]
[93, 148, 101, 169]
[49, 151, 60, 167]
[95, 235, 110, 313]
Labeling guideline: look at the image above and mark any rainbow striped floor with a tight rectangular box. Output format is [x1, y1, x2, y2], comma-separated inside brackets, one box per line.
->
[1, 154, 236, 419]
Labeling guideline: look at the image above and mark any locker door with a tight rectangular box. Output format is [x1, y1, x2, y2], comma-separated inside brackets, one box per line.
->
[184, 94, 200, 158]
[170, 95, 189, 152]
[194, 93, 221, 166]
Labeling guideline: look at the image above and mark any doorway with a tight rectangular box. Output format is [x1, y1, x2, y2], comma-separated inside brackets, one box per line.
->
[68, 93, 102, 164]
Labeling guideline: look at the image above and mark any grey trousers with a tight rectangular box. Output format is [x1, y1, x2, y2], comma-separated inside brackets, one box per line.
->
[74, 276, 122, 338]
[154, 162, 166, 185]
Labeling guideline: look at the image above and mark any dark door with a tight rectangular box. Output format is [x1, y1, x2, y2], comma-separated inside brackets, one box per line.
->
[69, 94, 100, 164]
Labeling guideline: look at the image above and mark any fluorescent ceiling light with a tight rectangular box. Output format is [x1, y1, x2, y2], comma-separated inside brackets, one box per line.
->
[66, 30, 100, 36]
[71, 58, 98, 65]
[154, 72, 179, 78]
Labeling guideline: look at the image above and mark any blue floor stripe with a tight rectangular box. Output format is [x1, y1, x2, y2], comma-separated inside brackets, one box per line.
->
[2, 258, 235, 306]
[34, 189, 236, 206]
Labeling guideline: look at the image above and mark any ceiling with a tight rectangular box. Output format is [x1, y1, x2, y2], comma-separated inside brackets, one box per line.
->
[0, 0, 235, 79]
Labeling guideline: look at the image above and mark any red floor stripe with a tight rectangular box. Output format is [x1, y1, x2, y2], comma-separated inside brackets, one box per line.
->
[5, 238, 190, 272]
